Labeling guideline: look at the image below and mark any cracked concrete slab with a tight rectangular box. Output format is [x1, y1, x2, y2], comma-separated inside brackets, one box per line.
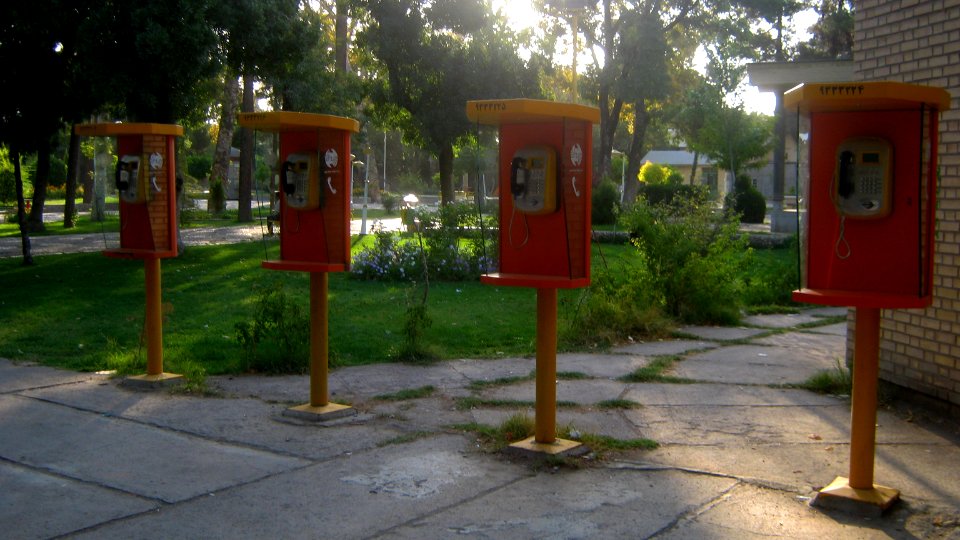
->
[673, 344, 841, 385]
[0, 394, 308, 503]
[378, 467, 738, 539]
[70, 435, 526, 540]
[0, 461, 157, 539]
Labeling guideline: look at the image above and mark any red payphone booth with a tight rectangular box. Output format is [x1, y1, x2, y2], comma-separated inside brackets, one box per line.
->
[787, 81, 951, 513]
[74, 122, 183, 387]
[238, 111, 358, 421]
[467, 99, 599, 456]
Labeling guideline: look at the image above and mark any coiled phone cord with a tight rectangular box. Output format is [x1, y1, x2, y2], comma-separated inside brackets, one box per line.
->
[835, 215, 852, 259]
[508, 207, 529, 248]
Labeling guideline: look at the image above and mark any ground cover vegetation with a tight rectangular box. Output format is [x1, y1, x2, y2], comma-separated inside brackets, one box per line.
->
[0, 193, 799, 386]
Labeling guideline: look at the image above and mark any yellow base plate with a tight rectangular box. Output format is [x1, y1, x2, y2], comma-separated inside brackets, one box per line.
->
[813, 476, 900, 516]
[506, 436, 588, 457]
[283, 402, 356, 422]
[123, 372, 184, 389]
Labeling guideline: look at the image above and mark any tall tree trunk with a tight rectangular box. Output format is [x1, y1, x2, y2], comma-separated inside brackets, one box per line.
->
[13, 146, 33, 265]
[438, 143, 454, 206]
[210, 75, 238, 213]
[622, 100, 650, 205]
[81, 153, 93, 205]
[594, 0, 619, 185]
[64, 129, 80, 228]
[335, 0, 350, 73]
[27, 138, 50, 232]
[689, 150, 699, 185]
[238, 74, 255, 222]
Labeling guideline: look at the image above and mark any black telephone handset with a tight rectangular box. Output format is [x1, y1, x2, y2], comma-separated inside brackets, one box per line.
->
[280, 160, 297, 195]
[836, 150, 855, 199]
[510, 157, 527, 197]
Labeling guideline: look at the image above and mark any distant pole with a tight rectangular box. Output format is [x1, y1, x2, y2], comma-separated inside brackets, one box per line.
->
[383, 131, 388, 192]
[361, 149, 369, 235]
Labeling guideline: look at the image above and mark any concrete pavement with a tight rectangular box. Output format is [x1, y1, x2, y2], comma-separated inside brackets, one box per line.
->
[3, 310, 960, 539]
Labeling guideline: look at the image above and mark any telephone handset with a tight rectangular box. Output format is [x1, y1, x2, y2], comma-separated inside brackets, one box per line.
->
[280, 153, 322, 211]
[832, 137, 893, 219]
[115, 155, 147, 204]
[510, 145, 557, 215]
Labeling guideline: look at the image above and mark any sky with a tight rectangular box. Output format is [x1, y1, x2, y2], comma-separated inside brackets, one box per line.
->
[491, 0, 820, 116]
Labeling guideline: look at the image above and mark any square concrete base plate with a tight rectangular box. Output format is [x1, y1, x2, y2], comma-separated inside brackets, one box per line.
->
[812, 476, 900, 517]
[123, 372, 184, 389]
[506, 436, 588, 458]
[283, 402, 356, 422]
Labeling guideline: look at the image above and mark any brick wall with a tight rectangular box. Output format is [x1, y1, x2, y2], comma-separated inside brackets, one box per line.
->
[851, 0, 960, 407]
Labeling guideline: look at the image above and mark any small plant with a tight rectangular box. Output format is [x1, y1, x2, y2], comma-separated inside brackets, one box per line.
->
[798, 358, 852, 395]
[596, 399, 641, 409]
[499, 412, 536, 442]
[619, 355, 692, 383]
[234, 282, 310, 374]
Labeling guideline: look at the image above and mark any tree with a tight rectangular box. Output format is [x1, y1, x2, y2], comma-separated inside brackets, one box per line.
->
[0, 1, 92, 259]
[359, 0, 540, 205]
[796, 0, 854, 60]
[211, 0, 307, 221]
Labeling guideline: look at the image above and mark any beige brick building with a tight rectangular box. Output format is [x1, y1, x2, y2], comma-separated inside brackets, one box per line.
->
[852, 0, 960, 410]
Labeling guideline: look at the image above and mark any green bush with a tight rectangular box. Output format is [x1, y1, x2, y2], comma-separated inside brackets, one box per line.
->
[208, 178, 226, 215]
[621, 196, 751, 325]
[638, 183, 709, 207]
[381, 191, 399, 214]
[234, 282, 311, 374]
[727, 175, 766, 224]
[187, 154, 213, 180]
[592, 180, 620, 225]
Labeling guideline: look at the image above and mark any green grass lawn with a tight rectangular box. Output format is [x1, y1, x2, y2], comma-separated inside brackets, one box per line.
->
[0, 230, 797, 377]
[0, 238, 551, 375]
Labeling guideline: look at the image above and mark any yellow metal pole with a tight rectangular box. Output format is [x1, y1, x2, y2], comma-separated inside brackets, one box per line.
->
[535, 288, 558, 443]
[310, 272, 329, 407]
[144, 257, 163, 376]
[849, 306, 881, 489]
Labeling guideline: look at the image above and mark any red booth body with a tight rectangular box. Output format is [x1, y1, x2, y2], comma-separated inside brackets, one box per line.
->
[786, 82, 950, 309]
[467, 99, 599, 289]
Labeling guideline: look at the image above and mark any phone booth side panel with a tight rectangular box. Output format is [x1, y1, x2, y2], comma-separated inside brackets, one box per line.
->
[116, 135, 155, 252]
[498, 122, 569, 279]
[561, 119, 592, 281]
[804, 109, 925, 298]
[317, 129, 352, 269]
[279, 130, 329, 263]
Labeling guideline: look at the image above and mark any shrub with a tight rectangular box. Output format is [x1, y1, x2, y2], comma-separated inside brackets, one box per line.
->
[187, 154, 213, 180]
[638, 183, 709, 207]
[727, 175, 766, 224]
[621, 196, 751, 325]
[234, 282, 311, 374]
[381, 191, 399, 214]
[561, 259, 673, 348]
[638, 162, 669, 185]
[592, 180, 620, 226]
[208, 178, 226, 215]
